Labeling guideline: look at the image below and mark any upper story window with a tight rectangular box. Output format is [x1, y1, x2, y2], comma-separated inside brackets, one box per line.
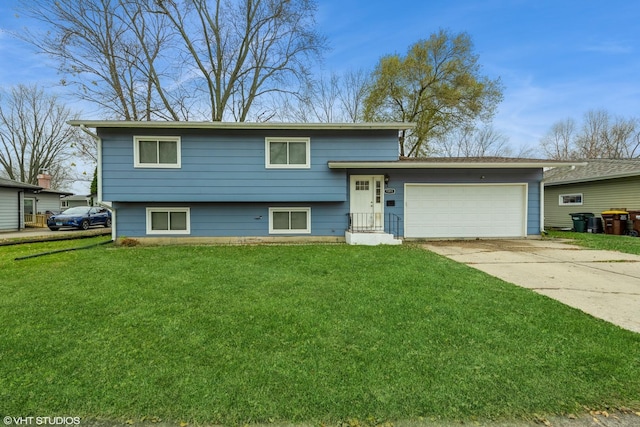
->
[265, 137, 310, 169]
[134, 136, 181, 168]
[559, 193, 583, 206]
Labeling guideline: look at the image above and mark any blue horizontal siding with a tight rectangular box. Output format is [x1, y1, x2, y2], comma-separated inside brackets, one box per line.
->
[527, 183, 541, 235]
[113, 202, 349, 238]
[112, 168, 544, 239]
[349, 168, 543, 236]
[100, 128, 398, 203]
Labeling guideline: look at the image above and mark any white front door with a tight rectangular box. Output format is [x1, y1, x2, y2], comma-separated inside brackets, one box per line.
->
[350, 175, 384, 231]
[24, 197, 36, 224]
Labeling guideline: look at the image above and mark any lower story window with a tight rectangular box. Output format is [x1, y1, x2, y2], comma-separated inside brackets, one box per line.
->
[146, 207, 190, 234]
[269, 207, 311, 234]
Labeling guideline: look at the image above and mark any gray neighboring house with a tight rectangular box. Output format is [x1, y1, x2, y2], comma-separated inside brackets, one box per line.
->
[23, 173, 73, 219]
[25, 188, 73, 213]
[544, 159, 640, 229]
[0, 174, 73, 232]
[0, 177, 41, 232]
[61, 194, 92, 208]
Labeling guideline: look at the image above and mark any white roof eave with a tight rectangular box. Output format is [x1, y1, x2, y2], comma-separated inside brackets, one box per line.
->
[328, 161, 587, 169]
[68, 120, 416, 131]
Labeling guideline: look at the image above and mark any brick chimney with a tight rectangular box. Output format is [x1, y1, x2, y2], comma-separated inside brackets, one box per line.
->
[37, 171, 52, 189]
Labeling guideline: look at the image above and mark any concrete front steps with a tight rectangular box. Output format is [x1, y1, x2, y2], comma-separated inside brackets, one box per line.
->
[345, 231, 402, 245]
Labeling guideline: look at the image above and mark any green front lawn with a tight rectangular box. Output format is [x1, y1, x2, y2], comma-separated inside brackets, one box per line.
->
[1, 241, 639, 425]
[546, 230, 640, 255]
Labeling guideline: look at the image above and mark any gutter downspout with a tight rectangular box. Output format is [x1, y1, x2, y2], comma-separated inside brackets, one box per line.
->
[79, 124, 115, 241]
[540, 180, 545, 235]
[18, 190, 23, 230]
[79, 125, 101, 202]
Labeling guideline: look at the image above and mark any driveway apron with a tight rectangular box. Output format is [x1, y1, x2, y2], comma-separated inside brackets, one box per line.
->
[422, 239, 640, 334]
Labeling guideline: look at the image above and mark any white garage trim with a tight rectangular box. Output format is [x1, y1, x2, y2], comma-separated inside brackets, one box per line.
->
[404, 183, 528, 239]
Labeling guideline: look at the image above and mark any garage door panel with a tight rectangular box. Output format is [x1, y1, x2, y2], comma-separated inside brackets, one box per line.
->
[405, 184, 527, 238]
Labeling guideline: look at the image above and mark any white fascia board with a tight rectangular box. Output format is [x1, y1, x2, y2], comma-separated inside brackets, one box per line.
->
[67, 120, 416, 131]
[328, 161, 587, 169]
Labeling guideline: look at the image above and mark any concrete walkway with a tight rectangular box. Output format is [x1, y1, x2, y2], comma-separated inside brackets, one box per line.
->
[423, 239, 640, 334]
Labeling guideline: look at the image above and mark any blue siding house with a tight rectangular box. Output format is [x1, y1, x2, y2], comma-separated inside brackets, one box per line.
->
[69, 121, 569, 244]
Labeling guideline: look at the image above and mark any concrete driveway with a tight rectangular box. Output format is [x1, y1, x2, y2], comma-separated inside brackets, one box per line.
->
[423, 239, 640, 334]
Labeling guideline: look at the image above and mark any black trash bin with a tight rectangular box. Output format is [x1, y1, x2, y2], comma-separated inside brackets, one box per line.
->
[569, 212, 594, 232]
[587, 216, 603, 233]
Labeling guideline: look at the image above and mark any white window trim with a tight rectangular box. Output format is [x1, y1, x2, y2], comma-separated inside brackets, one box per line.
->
[134, 136, 182, 168]
[268, 207, 311, 234]
[559, 193, 583, 206]
[265, 137, 311, 169]
[146, 207, 191, 235]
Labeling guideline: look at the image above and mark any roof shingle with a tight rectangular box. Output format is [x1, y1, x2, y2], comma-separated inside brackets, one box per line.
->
[0, 177, 42, 190]
[544, 159, 640, 185]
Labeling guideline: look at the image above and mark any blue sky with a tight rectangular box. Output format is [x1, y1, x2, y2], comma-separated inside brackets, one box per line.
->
[317, 0, 640, 153]
[0, 0, 639, 157]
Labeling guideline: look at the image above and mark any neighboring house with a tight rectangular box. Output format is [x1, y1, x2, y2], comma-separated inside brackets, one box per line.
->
[61, 195, 92, 208]
[544, 159, 640, 229]
[24, 189, 73, 215]
[69, 120, 574, 244]
[24, 173, 72, 221]
[0, 177, 41, 232]
[0, 174, 72, 232]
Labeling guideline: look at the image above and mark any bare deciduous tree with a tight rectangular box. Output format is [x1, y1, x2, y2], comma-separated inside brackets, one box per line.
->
[299, 73, 342, 123]
[20, 0, 326, 122]
[540, 118, 576, 160]
[275, 69, 371, 123]
[433, 125, 513, 157]
[598, 115, 637, 158]
[540, 109, 640, 160]
[0, 85, 83, 189]
[20, 0, 179, 121]
[338, 68, 371, 123]
[575, 110, 610, 159]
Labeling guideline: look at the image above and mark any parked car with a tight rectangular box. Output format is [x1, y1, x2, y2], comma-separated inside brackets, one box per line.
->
[47, 206, 112, 231]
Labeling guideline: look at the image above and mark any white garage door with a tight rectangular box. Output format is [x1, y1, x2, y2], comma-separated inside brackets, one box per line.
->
[405, 184, 527, 238]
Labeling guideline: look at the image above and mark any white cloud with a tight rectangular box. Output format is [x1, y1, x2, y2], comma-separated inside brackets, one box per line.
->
[581, 41, 634, 54]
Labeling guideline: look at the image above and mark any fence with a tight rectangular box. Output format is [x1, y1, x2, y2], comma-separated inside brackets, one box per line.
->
[24, 214, 48, 228]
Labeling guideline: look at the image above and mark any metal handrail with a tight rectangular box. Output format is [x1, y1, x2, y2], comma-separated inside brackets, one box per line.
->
[348, 212, 401, 238]
[386, 213, 401, 238]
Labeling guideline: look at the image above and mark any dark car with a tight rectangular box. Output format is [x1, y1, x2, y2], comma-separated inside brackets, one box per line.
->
[47, 206, 112, 231]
